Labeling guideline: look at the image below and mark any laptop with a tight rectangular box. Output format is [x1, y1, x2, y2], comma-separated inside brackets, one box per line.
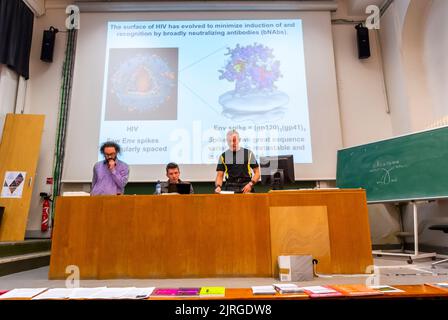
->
[168, 183, 191, 194]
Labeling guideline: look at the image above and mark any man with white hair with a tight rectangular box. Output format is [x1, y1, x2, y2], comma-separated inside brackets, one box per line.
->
[214, 130, 260, 193]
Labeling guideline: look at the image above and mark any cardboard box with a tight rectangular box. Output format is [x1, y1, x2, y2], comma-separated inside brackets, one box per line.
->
[278, 255, 313, 281]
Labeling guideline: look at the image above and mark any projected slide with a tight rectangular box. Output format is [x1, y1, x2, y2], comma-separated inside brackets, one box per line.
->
[99, 19, 311, 165]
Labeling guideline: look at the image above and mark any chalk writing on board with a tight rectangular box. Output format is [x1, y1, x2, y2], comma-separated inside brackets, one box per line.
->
[369, 160, 407, 185]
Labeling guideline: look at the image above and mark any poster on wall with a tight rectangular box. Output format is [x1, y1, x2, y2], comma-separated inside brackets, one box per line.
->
[1, 171, 27, 198]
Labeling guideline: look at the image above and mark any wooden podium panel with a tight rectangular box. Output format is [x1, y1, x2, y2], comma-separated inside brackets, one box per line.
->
[49, 194, 272, 279]
[269, 206, 332, 274]
[268, 190, 373, 274]
[49, 189, 373, 279]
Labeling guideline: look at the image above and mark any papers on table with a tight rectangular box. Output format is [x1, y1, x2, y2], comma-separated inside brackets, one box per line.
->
[30, 287, 156, 300]
[62, 191, 90, 197]
[89, 287, 155, 299]
[32, 288, 75, 300]
[368, 285, 404, 293]
[273, 283, 305, 294]
[251, 285, 277, 295]
[68, 287, 107, 299]
[123, 287, 156, 299]
[301, 285, 343, 297]
[0, 288, 48, 299]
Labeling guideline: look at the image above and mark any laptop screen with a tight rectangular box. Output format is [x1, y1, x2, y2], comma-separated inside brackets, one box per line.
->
[168, 183, 191, 194]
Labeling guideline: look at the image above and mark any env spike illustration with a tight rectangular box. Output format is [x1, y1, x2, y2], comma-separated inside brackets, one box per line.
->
[218, 43, 289, 122]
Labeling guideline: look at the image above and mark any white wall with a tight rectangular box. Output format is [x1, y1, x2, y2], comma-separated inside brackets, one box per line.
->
[379, 0, 448, 250]
[332, 25, 392, 147]
[24, 6, 68, 237]
[379, 0, 412, 135]
[424, 0, 448, 120]
[379, 0, 442, 134]
[0, 65, 19, 138]
[400, 0, 434, 130]
[331, 0, 397, 245]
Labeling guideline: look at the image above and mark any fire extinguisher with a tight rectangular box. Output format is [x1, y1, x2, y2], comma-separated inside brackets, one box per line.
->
[40, 192, 51, 232]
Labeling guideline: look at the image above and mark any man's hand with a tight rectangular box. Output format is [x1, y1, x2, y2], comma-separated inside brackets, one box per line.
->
[242, 182, 253, 193]
[107, 158, 116, 170]
[214, 186, 222, 193]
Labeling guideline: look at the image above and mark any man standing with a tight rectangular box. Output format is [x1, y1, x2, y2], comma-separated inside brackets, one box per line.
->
[160, 162, 194, 194]
[215, 130, 260, 193]
[91, 141, 129, 195]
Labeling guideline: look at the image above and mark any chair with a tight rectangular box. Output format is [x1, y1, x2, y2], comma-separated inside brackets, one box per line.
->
[430, 225, 448, 268]
[372, 202, 438, 264]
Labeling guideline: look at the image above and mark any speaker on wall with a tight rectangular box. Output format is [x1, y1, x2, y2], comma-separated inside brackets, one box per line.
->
[40, 26, 59, 62]
[355, 23, 370, 59]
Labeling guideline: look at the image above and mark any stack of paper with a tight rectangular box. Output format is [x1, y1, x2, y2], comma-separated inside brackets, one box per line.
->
[273, 283, 305, 294]
[251, 285, 277, 295]
[0, 288, 48, 299]
[368, 285, 404, 293]
[301, 286, 343, 298]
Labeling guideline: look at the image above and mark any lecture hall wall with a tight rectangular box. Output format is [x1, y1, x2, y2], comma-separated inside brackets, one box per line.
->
[378, 0, 448, 249]
[0, 0, 447, 250]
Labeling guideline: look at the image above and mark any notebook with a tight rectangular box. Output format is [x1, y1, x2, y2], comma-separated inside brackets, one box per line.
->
[199, 287, 225, 297]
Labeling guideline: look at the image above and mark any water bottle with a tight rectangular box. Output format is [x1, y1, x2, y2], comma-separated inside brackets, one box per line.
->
[155, 180, 162, 195]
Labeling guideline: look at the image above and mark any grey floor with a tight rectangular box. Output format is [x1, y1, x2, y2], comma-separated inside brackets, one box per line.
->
[1, 256, 448, 290]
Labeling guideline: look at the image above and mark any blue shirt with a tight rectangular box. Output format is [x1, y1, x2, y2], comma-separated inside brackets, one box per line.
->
[91, 159, 129, 195]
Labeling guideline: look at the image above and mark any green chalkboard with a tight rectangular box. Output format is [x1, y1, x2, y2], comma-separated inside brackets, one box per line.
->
[336, 126, 448, 202]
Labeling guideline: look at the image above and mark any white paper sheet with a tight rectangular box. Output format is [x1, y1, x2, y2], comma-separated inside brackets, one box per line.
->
[251, 286, 276, 295]
[89, 287, 135, 299]
[0, 288, 47, 299]
[120, 287, 156, 299]
[32, 288, 75, 300]
[68, 287, 108, 299]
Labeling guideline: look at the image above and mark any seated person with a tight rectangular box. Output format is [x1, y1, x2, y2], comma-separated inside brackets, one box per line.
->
[160, 162, 194, 194]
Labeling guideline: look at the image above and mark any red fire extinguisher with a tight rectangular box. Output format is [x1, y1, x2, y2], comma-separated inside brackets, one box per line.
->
[40, 192, 51, 232]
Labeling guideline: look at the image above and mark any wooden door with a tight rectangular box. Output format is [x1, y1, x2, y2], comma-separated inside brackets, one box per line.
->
[0, 114, 45, 241]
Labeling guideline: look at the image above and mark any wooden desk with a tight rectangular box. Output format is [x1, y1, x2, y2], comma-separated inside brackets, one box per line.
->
[216, 285, 448, 300]
[49, 190, 373, 279]
[3, 285, 448, 300]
